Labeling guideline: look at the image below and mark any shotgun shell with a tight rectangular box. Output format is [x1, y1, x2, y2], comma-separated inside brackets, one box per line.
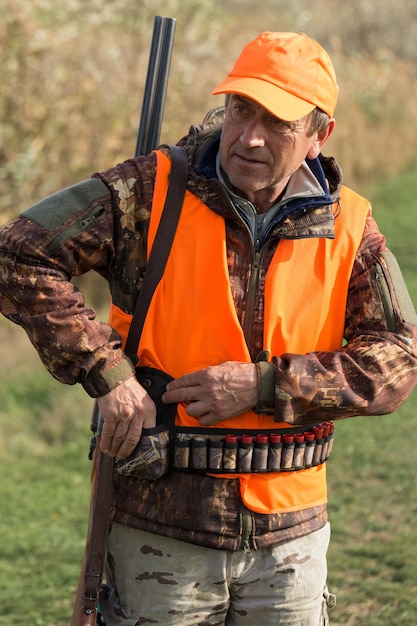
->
[268, 434, 283, 471]
[321, 422, 331, 462]
[191, 437, 207, 470]
[312, 426, 324, 466]
[208, 439, 224, 471]
[304, 431, 316, 468]
[281, 434, 295, 470]
[173, 436, 190, 469]
[326, 422, 335, 457]
[293, 434, 306, 470]
[252, 434, 269, 471]
[223, 435, 238, 471]
[237, 435, 254, 472]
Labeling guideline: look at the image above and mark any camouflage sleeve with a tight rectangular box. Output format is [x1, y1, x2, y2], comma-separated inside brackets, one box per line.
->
[273, 212, 417, 424]
[0, 154, 158, 397]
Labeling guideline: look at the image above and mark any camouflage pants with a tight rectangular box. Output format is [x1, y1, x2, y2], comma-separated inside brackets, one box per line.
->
[99, 522, 335, 625]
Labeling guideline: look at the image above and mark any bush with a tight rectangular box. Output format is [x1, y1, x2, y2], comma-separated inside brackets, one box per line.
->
[1, 0, 417, 228]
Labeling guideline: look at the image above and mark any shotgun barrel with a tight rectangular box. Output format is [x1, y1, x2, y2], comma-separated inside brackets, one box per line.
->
[135, 16, 176, 157]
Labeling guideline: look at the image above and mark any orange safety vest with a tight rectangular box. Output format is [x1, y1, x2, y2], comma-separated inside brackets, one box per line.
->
[109, 150, 370, 514]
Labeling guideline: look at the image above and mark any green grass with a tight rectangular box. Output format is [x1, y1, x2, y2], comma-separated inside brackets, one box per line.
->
[326, 169, 417, 625]
[326, 400, 417, 625]
[1, 170, 417, 625]
[0, 445, 90, 625]
[0, 365, 92, 626]
[368, 169, 417, 288]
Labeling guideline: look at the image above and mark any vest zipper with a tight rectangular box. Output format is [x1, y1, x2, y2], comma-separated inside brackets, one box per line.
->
[243, 251, 261, 348]
[211, 183, 265, 350]
[47, 204, 106, 253]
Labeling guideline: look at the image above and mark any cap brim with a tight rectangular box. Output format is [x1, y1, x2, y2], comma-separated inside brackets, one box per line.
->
[212, 76, 315, 122]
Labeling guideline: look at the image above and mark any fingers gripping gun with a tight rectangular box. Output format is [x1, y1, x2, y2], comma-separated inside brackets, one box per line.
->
[71, 16, 176, 626]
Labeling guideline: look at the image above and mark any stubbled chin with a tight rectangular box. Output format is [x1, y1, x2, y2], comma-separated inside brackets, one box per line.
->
[229, 171, 266, 195]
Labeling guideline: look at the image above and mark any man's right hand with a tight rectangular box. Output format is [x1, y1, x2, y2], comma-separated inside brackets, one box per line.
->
[97, 374, 156, 458]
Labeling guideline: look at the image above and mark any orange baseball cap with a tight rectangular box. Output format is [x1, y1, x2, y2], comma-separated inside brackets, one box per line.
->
[212, 32, 339, 121]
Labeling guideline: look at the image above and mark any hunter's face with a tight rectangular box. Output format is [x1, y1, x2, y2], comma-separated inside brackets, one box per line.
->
[219, 95, 324, 211]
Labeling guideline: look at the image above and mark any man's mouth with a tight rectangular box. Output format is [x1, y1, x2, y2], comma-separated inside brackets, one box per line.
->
[234, 153, 265, 166]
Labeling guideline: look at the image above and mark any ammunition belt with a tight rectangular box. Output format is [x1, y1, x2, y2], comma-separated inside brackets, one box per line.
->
[118, 367, 335, 480]
[172, 421, 335, 474]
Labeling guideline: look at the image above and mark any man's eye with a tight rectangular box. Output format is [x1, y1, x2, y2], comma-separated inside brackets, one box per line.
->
[267, 117, 291, 132]
[230, 104, 252, 120]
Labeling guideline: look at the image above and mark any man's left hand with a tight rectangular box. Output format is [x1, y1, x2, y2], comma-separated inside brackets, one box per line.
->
[162, 361, 258, 425]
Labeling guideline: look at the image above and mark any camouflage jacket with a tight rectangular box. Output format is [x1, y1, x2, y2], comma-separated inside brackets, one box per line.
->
[1, 123, 417, 550]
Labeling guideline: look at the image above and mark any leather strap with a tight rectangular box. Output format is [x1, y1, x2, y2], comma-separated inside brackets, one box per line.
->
[125, 145, 188, 357]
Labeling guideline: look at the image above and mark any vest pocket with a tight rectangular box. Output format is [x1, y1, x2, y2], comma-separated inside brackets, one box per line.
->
[115, 424, 171, 480]
[115, 366, 177, 481]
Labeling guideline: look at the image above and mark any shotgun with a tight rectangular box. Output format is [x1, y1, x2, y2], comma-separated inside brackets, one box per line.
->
[71, 16, 176, 626]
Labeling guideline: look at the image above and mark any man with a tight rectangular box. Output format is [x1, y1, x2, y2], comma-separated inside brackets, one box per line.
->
[1, 31, 417, 625]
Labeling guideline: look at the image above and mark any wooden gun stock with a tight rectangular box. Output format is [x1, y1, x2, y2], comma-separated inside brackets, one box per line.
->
[71, 412, 114, 625]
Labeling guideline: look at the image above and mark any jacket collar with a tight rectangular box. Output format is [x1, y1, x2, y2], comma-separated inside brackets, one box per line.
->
[196, 133, 339, 212]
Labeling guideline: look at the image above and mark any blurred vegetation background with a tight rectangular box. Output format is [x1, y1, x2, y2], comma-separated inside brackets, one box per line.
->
[1, 0, 417, 228]
[1, 1, 417, 625]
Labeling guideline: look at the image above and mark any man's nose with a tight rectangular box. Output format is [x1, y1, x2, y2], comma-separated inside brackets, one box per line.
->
[239, 118, 266, 147]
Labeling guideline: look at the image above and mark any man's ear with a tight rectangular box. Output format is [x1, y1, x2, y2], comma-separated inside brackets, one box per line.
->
[307, 118, 336, 159]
